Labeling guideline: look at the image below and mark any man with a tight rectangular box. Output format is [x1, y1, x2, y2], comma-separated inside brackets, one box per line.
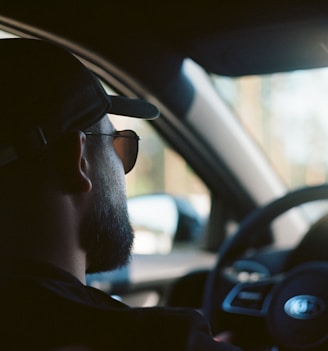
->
[0, 38, 241, 350]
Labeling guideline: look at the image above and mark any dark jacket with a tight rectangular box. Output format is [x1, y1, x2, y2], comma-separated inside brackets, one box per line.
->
[0, 261, 241, 351]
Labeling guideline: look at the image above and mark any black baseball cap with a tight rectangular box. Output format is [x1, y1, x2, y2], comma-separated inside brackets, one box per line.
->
[0, 38, 160, 167]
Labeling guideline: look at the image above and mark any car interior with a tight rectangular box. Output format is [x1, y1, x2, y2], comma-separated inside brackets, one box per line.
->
[0, 2, 328, 350]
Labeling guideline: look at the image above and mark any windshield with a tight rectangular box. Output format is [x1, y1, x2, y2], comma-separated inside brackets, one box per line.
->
[211, 68, 328, 190]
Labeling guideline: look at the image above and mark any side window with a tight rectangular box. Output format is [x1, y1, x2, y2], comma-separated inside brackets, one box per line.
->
[110, 114, 211, 255]
[0, 30, 17, 39]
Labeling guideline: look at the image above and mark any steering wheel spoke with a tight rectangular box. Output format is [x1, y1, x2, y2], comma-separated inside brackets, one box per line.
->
[222, 278, 278, 317]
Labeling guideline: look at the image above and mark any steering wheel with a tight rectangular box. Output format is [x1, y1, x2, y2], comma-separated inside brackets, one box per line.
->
[203, 184, 328, 351]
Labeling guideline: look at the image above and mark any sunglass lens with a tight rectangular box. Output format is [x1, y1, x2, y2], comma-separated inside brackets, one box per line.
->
[113, 130, 139, 174]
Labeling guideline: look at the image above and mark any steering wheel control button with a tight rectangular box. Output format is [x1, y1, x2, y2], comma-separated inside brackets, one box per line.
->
[284, 295, 326, 320]
[222, 280, 275, 316]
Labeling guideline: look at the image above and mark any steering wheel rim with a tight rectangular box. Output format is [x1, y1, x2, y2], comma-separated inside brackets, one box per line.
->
[203, 184, 328, 349]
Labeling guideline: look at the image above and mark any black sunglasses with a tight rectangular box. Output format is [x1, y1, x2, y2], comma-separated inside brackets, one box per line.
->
[84, 130, 140, 174]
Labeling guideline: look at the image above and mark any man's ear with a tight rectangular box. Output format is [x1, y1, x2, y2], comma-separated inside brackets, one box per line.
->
[57, 131, 93, 193]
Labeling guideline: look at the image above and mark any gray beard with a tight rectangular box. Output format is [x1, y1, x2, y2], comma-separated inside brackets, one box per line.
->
[80, 179, 134, 274]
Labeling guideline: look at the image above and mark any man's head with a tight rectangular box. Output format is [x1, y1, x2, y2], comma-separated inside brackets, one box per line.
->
[0, 38, 159, 277]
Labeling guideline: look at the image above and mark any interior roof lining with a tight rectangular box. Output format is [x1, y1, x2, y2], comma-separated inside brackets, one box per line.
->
[1, 3, 328, 77]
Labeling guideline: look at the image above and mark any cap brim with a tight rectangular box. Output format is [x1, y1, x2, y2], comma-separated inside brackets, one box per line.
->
[109, 95, 160, 120]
